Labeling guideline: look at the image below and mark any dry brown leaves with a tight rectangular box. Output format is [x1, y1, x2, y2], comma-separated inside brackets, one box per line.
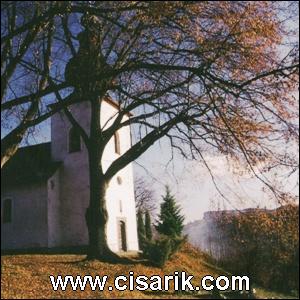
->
[1, 243, 220, 299]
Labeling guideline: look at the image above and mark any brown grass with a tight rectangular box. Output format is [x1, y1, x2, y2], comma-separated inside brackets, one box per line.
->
[1, 243, 222, 299]
[2, 243, 294, 299]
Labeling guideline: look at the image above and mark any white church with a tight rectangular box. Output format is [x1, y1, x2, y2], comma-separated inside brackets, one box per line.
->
[1, 99, 139, 253]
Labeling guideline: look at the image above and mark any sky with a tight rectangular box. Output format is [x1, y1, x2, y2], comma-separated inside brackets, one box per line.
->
[133, 136, 299, 224]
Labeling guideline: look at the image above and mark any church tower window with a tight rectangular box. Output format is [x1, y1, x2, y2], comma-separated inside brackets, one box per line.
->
[117, 176, 122, 185]
[114, 131, 121, 155]
[69, 127, 81, 153]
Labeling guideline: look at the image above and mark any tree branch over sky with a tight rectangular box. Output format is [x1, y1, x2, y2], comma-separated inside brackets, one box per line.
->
[134, 177, 156, 214]
[1, 1, 299, 260]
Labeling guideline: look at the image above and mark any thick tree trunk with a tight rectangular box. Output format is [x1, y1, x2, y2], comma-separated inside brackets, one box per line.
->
[85, 177, 114, 260]
[84, 89, 130, 262]
[85, 123, 123, 262]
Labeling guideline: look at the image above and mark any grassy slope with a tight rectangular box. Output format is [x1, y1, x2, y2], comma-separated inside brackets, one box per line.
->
[1, 243, 296, 299]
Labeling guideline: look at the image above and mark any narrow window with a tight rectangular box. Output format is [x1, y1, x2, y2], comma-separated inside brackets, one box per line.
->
[114, 131, 121, 154]
[119, 200, 123, 213]
[119, 220, 127, 251]
[117, 176, 122, 185]
[3, 198, 12, 224]
[69, 127, 81, 153]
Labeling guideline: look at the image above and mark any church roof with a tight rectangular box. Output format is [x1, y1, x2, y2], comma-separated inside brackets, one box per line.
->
[1, 142, 61, 187]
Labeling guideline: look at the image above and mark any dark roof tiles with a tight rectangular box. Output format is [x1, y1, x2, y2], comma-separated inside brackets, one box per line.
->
[1, 142, 61, 187]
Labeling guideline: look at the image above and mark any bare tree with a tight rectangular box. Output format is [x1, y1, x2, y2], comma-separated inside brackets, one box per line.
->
[1, 1, 72, 167]
[134, 177, 156, 214]
[1, 1, 143, 167]
[1, 2, 299, 261]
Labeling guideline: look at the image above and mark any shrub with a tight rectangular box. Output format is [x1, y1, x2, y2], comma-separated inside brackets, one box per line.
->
[214, 204, 299, 293]
[146, 186, 186, 267]
[169, 235, 186, 258]
[146, 236, 172, 267]
[145, 235, 186, 267]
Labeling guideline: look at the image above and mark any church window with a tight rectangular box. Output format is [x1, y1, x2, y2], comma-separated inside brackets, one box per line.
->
[118, 220, 127, 251]
[119, 200, 123, 213]
[69, 127, 81, 153]
[117, 176, 122, 185]
[3, 198, 12, 224]
[114, 131, 121, 154]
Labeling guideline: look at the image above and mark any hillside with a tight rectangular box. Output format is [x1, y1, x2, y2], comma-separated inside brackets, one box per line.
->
[1, 243, 296, 299]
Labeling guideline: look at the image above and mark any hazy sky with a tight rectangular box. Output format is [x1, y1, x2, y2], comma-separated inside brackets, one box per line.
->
[134, 135, 299, 224]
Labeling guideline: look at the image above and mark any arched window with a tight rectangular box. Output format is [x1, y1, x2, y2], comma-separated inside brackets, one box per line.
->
[114, 131, 121, 154]
[69, 127, 81, 153]
[118, 220, 127, 251]
[3, 198, 12, 224]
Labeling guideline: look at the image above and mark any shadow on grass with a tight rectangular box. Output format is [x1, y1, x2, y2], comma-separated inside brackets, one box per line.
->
[1, 246, 88, 256]
[2, 247, 153, 266]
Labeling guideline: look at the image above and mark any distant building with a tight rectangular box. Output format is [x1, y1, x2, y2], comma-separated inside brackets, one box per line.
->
[1, 99, 139, 253]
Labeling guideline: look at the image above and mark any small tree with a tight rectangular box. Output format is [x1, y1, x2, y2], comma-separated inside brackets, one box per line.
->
[145, 210, 153, 241]
[156, 186, 185, 237]
[137, 209, 146, 250]
[146, 186, 186, 266]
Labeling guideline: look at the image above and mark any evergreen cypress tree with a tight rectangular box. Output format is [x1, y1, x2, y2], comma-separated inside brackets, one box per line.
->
[156, 186, 185, 237]
[137, 209, 146, 249]
[145, 210, 153, 241]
